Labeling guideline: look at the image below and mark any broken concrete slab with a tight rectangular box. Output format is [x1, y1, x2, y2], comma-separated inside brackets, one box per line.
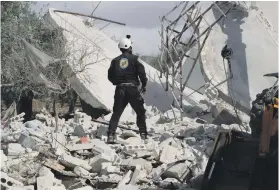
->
[97, 174, 123, 183]
[43, 158, 66, 173]
[121, 158, 152, 173]
[192, 125, 205, 137]
[100, 162, 121, 175]
[184, 137, 196, 145]
[159, 137, 181, 150]
[17, 134, 37, 149]
[129, 165, 141, 185]
[7, 143, 26, 156]
[117, 170, 132, 188]
[6, 152, 39, 168]
[159, 145, 180, 164]
[89, 153, 113, 173]
[51, 132, 66, 152]
[211, 103, 242, 125]
[161, 161, 190, 182]
[37, 175, 66, 190]
[73, 124, 87, 137]
[90, 139, 115, 156]
[39, 166, 55, 177]
[59, 153, 91, 171]
[125, 137, 142, 145]
[135, 150, 152, 159]
[66, 142, 95, 151]
[159, 132, 173, 142]
[121, 130, 140, 139]
[112, 154, 122, 166]
[96, 125, 108, 138]
[194, 117, 207, 124]
[74, 166, 91, 178]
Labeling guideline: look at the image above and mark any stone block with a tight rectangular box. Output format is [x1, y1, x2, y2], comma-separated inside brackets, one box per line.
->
[184, 137, 196, 145]
[73, 124, 86, 137]
[74, 166, 91, 178]
[112, 154, 122, 166]
[151, 148, 160, 160]
[135, 150, 152, 158]
[1, 172, 24, 188]
[192, 125, 205, 136]
[66, 143, 94, 151]
[109, 144, 122, 151]
[37, 175, 66, 190]
[120, 158, 152, 173]
[17, 134, 37, 149]
[7, 143, 25, 156]
[125, 137, 142, 145]
[117, 170, 132, 188]
[129, 165, 141, 185]
[159, 132, 173, 142]
[74, 112, 92, 128]
[98, 174, 122, 183]
[121, 130, 139, 138]
[159, 145, 180, 164]
[89, 153, 113, 172]
[90, 139, 114, 156]
[59, 153, 91, 171]
[161, 162, 190, 182]
[100, 162, 120, 174]
[52, 132, 66, 152]
[96, 125, 108, 138]
[39, 166, 54, 177]
[123, 144, 146, 152]
[194, 117, 207, 124]
[211, 104, 241, 125]
[159, 137, 181, 149]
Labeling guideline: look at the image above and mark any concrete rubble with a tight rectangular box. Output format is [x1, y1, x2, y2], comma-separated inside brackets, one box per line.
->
[0, 103, 250, 190]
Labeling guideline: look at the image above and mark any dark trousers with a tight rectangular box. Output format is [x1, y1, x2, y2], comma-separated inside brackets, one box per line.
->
[108, 85, 147, 134]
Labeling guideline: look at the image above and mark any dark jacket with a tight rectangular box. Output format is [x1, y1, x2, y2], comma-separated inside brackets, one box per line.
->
[108, 52, 148, 87]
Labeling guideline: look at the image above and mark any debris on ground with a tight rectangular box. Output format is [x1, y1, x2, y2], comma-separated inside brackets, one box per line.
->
[0, 104, 250, 190]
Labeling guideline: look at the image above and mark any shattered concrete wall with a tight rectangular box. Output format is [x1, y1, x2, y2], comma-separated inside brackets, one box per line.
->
[200, 1, 278, 112]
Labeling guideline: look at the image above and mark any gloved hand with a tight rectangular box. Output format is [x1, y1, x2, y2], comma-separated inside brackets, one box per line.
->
[140, 86, 146, 94]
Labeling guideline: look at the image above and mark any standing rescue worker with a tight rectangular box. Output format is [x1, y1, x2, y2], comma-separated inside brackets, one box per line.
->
[107, 35, 148, 144]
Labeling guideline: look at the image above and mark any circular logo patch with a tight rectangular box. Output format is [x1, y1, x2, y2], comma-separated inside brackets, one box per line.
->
[119, 58, 129, 69]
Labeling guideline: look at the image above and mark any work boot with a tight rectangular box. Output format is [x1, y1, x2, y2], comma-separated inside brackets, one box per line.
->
[107, 133, 116, 144]
[140, 133, 148, 140]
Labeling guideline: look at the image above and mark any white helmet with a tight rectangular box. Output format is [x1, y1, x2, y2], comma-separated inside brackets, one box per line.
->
[118, 35, 132, 49]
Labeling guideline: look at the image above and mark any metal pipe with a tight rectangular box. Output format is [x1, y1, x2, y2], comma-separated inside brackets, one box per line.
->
[175, 2, 216, 40]
[173, 18, 202, 77]
[53, 10, 126, 26]
[168, 1, 200, 27]
[188, 5, 234, 49]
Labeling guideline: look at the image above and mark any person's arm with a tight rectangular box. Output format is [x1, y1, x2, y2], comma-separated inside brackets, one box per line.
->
[136, 56, 148, 88]
[108, 60, 115, 84]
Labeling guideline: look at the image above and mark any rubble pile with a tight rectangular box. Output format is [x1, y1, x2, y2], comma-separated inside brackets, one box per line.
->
[0, 106, 250, 190]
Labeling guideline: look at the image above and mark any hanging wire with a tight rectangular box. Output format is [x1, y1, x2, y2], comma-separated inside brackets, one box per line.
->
[221, 45, 248, 133]
[89, 1, 102, 23]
